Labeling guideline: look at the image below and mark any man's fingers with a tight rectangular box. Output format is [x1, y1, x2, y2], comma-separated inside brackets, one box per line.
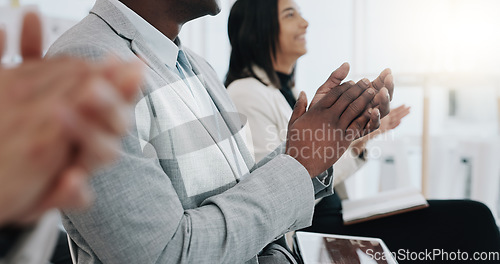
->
[288, 91, 307, 129]
[310, 62, 350, 107]
[332, 78, 371, 115]
[337, 87, 376, 130]
[345, 109, 374, 141]
[0, 27, 5, 62]
[371, 68, 391, 90]
[370, 87, 390, 118]
[370, 68, 394, 101]
[314, 80, 355, 109]
[365, 108, 381, 133]
[20, 12, 43, 60]
[384, 73, 394, 100]
[326, 62, 350, 87]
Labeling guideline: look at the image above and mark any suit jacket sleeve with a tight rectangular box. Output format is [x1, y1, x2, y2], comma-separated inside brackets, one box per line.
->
[229, 79, 334, 200]
[333, 147, 367, 187]
[48, 44, 316, 264]
[255, 142, 334, 199]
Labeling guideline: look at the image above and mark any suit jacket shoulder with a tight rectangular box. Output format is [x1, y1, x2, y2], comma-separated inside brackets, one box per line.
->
[47, 14, 131, 62]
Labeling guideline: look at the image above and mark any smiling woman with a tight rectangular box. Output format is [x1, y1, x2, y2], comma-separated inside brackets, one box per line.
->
[273, 0, 308, 74]
[224, 0, 282, 89]
[224, 0, 500, 262]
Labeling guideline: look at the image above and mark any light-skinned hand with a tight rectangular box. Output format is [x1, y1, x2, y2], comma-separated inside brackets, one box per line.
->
[350, 104, 411, 156]
[0, 12, 143, 226]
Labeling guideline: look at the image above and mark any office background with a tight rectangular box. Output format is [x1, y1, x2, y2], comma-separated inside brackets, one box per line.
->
[1, 0, 499, 221]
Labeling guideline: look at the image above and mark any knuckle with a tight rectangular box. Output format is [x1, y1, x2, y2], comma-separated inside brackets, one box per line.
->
[337, 81, 353, 94]
[352, 121, 363, 132]
[330, 112, 339, 123]
[377, 75, 385, 85]
[341, 91, 356, 104]
[331, 87, 345, 100]
[345, 128, 359, 141]
[347, 102, 361, 115]
[356, 79, 369, 89]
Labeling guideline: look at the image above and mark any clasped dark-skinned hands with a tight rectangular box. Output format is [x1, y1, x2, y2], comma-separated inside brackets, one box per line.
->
[286, 63, 394, 177]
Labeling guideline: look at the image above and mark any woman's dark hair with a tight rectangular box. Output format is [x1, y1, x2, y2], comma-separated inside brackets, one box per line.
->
[224, 0, 283, 88]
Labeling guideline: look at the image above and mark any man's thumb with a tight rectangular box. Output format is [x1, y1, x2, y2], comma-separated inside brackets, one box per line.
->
[289, 91, 307, 129]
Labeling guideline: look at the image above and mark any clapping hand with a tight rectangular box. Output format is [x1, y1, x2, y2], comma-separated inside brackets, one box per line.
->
[309, 63, 394, 118]
[286, 63, 389, 177]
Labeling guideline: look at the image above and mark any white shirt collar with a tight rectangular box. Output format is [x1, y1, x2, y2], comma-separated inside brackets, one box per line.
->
[107, 0, 179, 69]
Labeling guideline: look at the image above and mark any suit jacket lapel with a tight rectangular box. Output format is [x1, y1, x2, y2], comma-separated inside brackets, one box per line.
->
[187, 52, 256, 171]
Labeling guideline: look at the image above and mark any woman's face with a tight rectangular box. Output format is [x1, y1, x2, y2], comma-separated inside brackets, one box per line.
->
[276, 0, 309, 62]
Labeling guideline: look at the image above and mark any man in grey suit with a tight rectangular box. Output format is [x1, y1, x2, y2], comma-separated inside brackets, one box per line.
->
[47, 0, 393, 263]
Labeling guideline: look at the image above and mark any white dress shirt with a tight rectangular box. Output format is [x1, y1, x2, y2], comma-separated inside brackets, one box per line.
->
[108, 0, 249, 179]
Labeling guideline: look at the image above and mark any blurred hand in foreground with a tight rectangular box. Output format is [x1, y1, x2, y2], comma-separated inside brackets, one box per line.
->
[0, 12, 144, 226]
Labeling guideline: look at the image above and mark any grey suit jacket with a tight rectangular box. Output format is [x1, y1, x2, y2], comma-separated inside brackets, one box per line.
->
[46, 0, 333, 263]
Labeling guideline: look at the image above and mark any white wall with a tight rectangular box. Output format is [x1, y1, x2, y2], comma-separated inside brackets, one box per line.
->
[179, 0, 235, 81]
[4, 0, 500, 218]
